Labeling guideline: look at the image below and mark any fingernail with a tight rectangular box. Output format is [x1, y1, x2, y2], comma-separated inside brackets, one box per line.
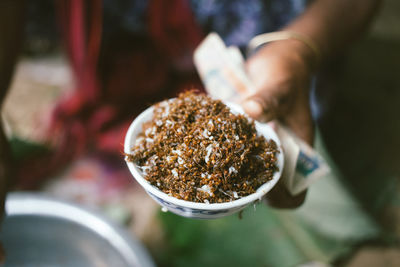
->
[242, 99, 263, 117]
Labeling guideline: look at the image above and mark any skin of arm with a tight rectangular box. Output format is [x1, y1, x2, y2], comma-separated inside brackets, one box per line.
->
[0, 2, 25, 260]
[242, 0, 382, 208]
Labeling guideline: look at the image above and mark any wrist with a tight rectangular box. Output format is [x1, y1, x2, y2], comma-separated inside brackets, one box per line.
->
[248, 31, 321, 71]
[285, 38, 319, 72]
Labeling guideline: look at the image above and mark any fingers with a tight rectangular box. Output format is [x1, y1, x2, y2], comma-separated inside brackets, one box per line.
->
[241, 67, 314, 145]
[242, 96, 276, 122]
[264, 178, 307, 209]
[242, 50, 296, 122]
[243, 87, 314, 145]
[242, 85, 294, 122]
[283, 93, 315, 146]
[241, 99, 263, 118]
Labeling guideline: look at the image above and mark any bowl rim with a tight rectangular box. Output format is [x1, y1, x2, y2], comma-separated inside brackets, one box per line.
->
[4, 192, 156, 267]
[124, 100, 284, 210]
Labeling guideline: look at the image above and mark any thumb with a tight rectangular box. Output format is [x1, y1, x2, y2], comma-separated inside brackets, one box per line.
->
[241, 86, 291, 122]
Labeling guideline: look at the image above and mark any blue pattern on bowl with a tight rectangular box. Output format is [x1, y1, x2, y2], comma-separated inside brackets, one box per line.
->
[147, 191, 245, 219]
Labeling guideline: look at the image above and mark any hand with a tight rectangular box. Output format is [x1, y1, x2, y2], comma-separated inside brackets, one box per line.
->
[243, 39, 315, 145]
[241, 39, 316, 208]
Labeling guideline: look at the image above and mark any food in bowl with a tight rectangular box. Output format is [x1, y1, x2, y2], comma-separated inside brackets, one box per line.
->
[126, 91, 279, 204]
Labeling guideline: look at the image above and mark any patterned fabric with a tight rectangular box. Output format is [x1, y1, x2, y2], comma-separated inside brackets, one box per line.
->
[190, 0, 307, 47]
[102, 0, 307, 47]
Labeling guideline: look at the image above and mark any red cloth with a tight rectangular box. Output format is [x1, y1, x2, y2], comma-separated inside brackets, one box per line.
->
[17, 0, 205, 188]
[55, 0, 204, 152]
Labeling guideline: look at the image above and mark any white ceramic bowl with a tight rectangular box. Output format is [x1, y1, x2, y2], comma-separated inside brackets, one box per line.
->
[124, 101, 284, 219]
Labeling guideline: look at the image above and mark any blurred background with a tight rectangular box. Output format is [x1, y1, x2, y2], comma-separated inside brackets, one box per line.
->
[1, 0, 400, 266]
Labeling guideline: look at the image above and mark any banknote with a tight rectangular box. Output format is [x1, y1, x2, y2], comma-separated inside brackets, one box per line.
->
[194, 33, 255, 102]
[274, 123, 330, 195]
[193, 32, 330, 196]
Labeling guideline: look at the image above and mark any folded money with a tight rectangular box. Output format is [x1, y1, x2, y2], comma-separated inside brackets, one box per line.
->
[194, 32, 330, 196]
[194, 33, 255, 102]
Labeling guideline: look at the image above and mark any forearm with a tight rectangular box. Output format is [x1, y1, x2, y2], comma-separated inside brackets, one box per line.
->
[284, 0, 382, 66]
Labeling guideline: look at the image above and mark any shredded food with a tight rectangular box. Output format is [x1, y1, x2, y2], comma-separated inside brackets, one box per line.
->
[126, 91, 279, 203]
